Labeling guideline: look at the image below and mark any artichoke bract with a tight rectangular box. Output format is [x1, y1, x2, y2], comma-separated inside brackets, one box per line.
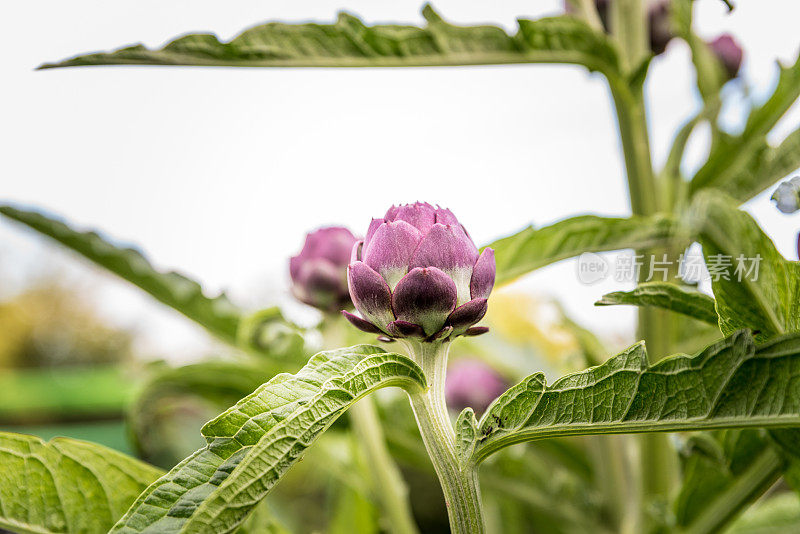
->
[290, 227, 357, 312]
[343, 202, 495, 341]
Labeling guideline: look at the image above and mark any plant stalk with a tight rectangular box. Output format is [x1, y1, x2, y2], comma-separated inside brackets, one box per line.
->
[607, 9, 679, 522]
[349, 399, 420, 534]
[320, 318, 419, 534]
[401, 340, 485, 534]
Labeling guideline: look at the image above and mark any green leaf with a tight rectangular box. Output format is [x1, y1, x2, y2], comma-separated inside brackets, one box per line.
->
[129, 360, 274, 468]
[672, 0, 728, 104]
[0, 205, 242, 344]
[690, 192, 800, 342]
[673, 430, 784, 532]
[455, 408, 479, 466]
[727, 493, 800, 534]
[0, 432, 163, 534]
[487, 214, 677, 286]
[112, 345, 425, 534]
[236, 307, 307, 362]
[687, 193, 800, 531]
[39, 6, 619, 75]
[768, 428, 800, 493]
[595, 282, 719, 325]
[469, 330, 800, 463]
[728, 126, 800, 203]
[690, 50, 800, 200]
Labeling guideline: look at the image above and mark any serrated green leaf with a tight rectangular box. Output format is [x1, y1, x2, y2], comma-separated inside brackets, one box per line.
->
[681, 193, 800, 532]
[112, 345, 425, 534]
[0, 432, 163, 534]
[596, 282, 719, 325]
[690, 50, 800, 200]
[470, 330, 800, 462]
[690, 192, 800, 342]
[39, 6, 619, 75]
[0, 205, 242, 345]
[486, 214, 677, 286]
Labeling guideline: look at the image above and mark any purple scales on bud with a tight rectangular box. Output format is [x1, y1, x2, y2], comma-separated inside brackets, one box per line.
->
[343, 202, 495, 342]
[445, 359, 508, 416]
[708, 34, 743, 80]
[290, 227, 358, 312]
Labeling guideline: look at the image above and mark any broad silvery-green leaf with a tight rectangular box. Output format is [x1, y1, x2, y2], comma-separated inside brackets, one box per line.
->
[690, 50, 800, 200]
[112, 345, 425, 534]
[0, 432, 163, 534]
[690, 192, 800, 342]
[486, 214, 676, 286]
[0, 205, 241, 344]
[39, 6, 619, 75]
[595, 282, 719, 325]
[468, 330, 800, 463]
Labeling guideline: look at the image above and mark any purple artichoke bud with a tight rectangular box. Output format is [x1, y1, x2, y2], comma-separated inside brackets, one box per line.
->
[290, 227, 357, 312]
[445, 359, 508, 416]
[343, 202, 495, 342]
[709, 34, 743, 79]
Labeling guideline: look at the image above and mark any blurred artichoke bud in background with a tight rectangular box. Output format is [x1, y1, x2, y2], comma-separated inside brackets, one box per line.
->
[343, 202, 495, 341]
[708, 34, 744, 79]
[564, 0, 674, 55]
[290, 227, 357, 312]
[445, 359, 508, 416]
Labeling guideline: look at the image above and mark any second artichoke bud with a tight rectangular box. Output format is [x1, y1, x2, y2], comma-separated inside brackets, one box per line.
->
[343, 202, 495, 342]
[290, 227, 357, 312]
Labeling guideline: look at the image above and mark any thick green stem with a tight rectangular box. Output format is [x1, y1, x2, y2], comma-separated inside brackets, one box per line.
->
[401, 340, 485, 534]
[611, 0, 649, 72]
[589, 435, 639, 534]
[607, 18, 678, 524]
[609, 80, 658, 216]
[320, 319, 419, 534]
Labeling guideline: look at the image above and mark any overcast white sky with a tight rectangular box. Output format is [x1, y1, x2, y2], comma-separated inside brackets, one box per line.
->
[3, 1, 800, 361]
